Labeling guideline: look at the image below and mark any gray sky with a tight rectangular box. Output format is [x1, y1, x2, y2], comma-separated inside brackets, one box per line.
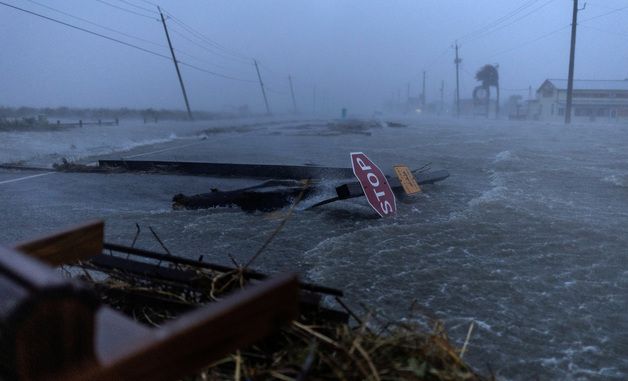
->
[1, 0, 627, 114]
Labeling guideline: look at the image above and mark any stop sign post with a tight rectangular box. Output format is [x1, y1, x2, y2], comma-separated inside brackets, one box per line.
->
[350, 152, 397, 217]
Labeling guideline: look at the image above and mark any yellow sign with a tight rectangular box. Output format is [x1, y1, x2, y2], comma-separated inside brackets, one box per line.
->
[393, 165, 421, 195]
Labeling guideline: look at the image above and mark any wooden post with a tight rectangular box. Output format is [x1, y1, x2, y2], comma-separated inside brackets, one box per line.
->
[289, 75, 298, 114]
[454, 42, 461, 118]
[565, 0, 579, 124]
[254, 59, 271, 115]
[0, 243, 299, 381]
[158, 7, 193, 121]
[14, 220, 104, 266]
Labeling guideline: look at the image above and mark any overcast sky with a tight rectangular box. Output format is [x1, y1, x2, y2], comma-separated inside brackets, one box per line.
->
[1, 0, 627, 114]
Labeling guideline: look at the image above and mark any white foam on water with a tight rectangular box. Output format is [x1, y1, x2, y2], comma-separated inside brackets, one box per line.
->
[493, 150, 516, 163]
[0, 124, 183, 165]
[602, 174, 627, 187]
[467, 185, 508, 208]
[0, 117, 293, 166]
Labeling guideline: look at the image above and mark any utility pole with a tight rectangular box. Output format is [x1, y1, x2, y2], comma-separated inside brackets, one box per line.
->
[565, 0, 581, 124]
[440, 80, 444, 115]
[253, 59, 271, 115]
[454, 42, 461, 118]
[422, 70, 426, 107]
[529, 85, 532, 100]
[288, 75, 298, 114]
[158, 7, 192, 120]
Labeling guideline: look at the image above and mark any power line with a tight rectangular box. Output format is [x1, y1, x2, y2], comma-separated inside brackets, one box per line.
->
[580, 4, 628, 22]
[91, 1, 303, 92]
[93, 0, 159, 21]
[458, 0, 542, 42]
[115, 0, 158, 14]
[134, 0, 159, 8]
[25, 0, 167, 50]
[470, 2, 627, 60]
[24, 0, 252, 79]
[2, 1, 169, 58]
[465, 0, 558, 44]
[488, 25, 569, 58]
[168, 26, 251, 67]
[147, 6, 287, 89]
[163, 10, 252, 63]
[179, 61, 256, 83]
[0, 1, 257, 83]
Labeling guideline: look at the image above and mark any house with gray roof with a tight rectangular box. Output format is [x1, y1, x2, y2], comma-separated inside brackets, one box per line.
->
[528, 79, 628, 122]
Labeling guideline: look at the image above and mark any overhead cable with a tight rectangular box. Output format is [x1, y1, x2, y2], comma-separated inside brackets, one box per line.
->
[0, 1, 256, 83]
[94, 0, 159, 21]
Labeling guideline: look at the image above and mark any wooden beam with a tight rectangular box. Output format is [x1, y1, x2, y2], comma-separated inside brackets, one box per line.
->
[13, 220, 104, 266]
[98, 160, 354, 179]
[63, 273, 299, 381]
[0, 246, 99, 381]
[0, 244, 298, 381]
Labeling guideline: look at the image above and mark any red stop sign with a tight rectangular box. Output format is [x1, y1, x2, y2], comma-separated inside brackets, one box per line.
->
[350, 152, 396, 217]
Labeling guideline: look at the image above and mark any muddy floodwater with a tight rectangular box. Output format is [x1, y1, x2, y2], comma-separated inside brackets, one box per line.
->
[1, 116, 627, 380]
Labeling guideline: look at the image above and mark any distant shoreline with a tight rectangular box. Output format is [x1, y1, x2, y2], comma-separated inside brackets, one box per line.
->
[0, 105, 254, 124]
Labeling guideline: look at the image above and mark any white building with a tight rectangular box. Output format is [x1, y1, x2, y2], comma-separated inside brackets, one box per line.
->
[529, 79, 628, 122]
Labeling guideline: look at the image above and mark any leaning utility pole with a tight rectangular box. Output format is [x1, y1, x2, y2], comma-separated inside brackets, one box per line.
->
[422, 70, 426, 107]
[454, 42, 461, 118]
[565, 0, 580, 124]
[158, 7, 192, 120]
[253, 60, 271, 115]
[288, 75, 298, 114]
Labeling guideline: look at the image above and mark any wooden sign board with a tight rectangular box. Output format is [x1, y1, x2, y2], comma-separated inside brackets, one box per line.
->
[393, 165, 421, 195]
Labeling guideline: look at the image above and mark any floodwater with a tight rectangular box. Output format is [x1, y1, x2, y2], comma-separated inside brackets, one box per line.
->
[1, 116, 627, 380]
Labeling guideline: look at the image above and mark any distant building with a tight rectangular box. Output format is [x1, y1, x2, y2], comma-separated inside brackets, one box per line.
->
[530, 79, 628, 122]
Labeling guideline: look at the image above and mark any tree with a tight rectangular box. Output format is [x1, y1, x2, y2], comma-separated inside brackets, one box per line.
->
[475, 64, 500, 117]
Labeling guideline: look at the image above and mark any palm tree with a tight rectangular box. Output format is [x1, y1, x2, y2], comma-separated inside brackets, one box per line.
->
[475, 64, 500, 117]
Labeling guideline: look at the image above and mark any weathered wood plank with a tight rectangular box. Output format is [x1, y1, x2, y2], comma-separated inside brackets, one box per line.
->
[13, 220, 104, 266]
[0, 246, 99, 381]
[66, 273, 299, 381]
[102, 243, 344, 297]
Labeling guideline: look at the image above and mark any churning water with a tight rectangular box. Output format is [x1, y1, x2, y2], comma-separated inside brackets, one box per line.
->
[2, 117, 627, 380]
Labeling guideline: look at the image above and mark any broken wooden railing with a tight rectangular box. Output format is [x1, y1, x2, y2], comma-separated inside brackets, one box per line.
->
[3, 221, 301, 380]
[92, 241, 347, 323]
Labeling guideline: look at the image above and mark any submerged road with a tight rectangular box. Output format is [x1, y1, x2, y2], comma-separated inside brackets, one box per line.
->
[1, 117, 628, 380]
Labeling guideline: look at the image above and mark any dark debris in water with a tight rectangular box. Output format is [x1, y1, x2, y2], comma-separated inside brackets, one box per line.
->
[80, 263, 488, 381]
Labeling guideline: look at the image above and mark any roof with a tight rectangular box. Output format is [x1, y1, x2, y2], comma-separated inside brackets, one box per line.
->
[542, 79, 628, 91]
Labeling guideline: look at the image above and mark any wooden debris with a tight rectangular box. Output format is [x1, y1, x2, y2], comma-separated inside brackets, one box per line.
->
[13, 220, 104, 266]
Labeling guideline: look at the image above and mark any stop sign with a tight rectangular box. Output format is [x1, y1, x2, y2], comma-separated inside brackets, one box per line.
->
[350, 152, 396, 217]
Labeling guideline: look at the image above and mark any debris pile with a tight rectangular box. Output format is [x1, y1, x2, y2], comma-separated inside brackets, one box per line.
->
[78, 248, 485, 381]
